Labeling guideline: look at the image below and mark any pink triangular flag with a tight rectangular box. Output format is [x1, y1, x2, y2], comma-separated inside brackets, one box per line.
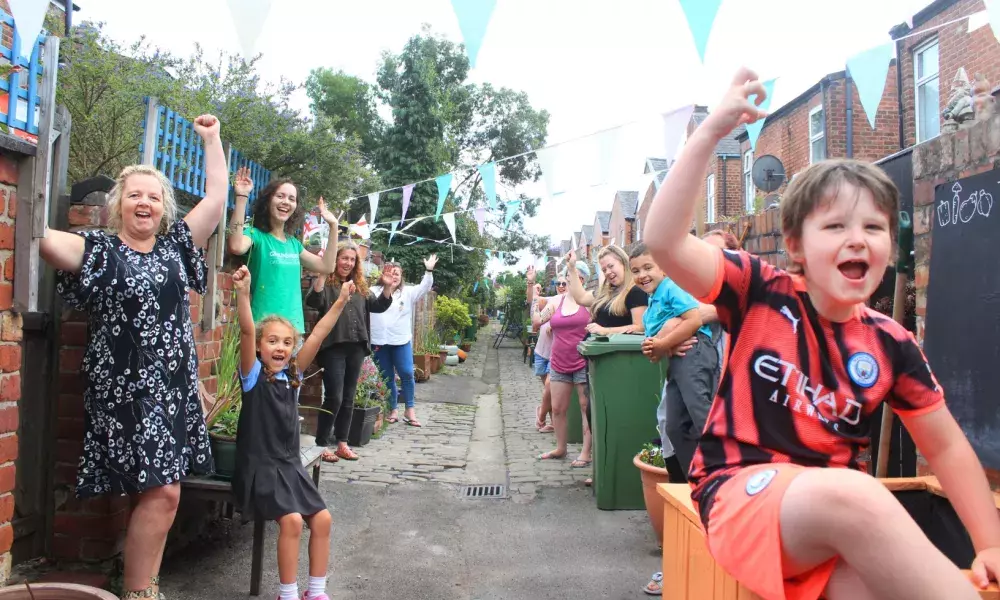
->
[662, 104, 695, 164]
[474, 208, 487, 235]
[401, 184, 414, 222]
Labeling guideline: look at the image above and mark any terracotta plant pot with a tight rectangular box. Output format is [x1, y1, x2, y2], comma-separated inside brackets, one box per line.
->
[0, 583, 118, 599]
[460, 343, 472, 353]
[430, 354, 441, 373]
[634, 454, 671, 545]
[414, 354, 432, 381]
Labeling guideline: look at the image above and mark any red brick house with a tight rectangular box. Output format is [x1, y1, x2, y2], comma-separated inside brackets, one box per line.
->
[592, 211, 610, 251]
[734, 65, 901, 204]
[607, 190, 639, 250]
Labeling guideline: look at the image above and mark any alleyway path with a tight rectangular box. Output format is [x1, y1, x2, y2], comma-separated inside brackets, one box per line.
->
[159, 325, 658, 599]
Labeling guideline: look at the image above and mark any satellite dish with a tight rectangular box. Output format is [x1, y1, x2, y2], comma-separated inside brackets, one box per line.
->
[751, 155, 787, 193]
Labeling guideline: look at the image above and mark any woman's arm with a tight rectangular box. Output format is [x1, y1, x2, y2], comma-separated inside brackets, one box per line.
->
[39, 229, 86, 273]
[184, 115, 229, 248]
[226, 167, 253, 256]
[565, 251, 596, 307]
[305, 278, 330, 312]
[232, 266, 258, 377]
[298, 281, 354, 369]
[300, 199, 341, 274]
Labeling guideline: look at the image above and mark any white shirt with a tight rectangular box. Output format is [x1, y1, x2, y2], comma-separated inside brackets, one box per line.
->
[370, 271, 434, 346]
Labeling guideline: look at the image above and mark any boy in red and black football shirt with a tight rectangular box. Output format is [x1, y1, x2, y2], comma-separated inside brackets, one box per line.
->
[643, 67, 1000, 600]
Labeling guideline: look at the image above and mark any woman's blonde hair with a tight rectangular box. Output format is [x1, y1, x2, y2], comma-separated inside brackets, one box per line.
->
[106, 165, 177, 236]
[326, 240, 370, 297]
[255, 315, 302, 388]
[591, 245, 635, 318]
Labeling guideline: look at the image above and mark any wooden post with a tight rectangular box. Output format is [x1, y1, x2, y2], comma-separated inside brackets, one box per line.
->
[14, 36, 59, 313]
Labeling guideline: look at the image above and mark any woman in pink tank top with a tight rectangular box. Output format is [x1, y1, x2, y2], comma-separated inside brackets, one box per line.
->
[536, 261, 593, 468]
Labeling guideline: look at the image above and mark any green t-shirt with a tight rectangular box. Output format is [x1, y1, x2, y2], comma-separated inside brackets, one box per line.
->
[245, 226, 305, 333]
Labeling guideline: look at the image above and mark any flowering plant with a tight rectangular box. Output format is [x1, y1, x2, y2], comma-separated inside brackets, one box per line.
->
[355, 357, 389, 408]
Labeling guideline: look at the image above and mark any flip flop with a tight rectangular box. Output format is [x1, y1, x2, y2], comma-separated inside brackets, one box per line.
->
[571, 459, 592, 468]
[387, 416, 399, 424]
[537, 451, 566, 460]
[401, 416, 423, 427]
[643, 572, 663, 596]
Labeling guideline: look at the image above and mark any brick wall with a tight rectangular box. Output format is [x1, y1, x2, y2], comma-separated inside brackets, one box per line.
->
[53, 200, 231, 562]
[705, 155, 744, 221]
[910, 112, 1000, 487]
[608, 201, 627, 247]
[705, 206, 789, 269]
[0, 151, 20, 583]
[740, 88, 823, 198]
[895, 0, 1000, 149]
[824, 65, 901, 162]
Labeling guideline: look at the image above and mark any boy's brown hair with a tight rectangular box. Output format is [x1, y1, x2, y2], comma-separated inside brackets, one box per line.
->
[628, 241, 650, 260]
[780, 159, 899, 274]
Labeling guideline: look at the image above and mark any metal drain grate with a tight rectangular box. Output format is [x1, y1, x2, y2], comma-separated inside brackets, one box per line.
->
[459, 484, 507, 499]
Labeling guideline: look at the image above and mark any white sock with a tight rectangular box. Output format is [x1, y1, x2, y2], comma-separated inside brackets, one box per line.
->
[278, 581, 298, 600]
[308, 575, 327, 595]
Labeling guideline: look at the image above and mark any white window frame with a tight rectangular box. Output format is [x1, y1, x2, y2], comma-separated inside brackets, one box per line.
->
[914, 38, 940, 143]
[636, 218, 642, 241]
[809, 105, 825, 163]
[743, 149, 754, 213]
[706, 174, 716, 223]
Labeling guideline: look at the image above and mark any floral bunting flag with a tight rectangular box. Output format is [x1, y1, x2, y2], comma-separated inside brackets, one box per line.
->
[435, 174, 452, 221]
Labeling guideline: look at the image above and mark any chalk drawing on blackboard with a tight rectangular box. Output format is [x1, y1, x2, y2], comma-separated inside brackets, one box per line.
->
[938, 182, 993, 227]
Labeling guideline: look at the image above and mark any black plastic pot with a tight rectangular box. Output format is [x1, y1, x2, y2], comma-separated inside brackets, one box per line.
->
[347, 406, 381, 447]
[209, 433, 237, 480]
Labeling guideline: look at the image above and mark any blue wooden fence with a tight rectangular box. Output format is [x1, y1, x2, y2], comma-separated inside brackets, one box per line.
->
[138, 98, 271, 212]
[0, 10, 48, 136]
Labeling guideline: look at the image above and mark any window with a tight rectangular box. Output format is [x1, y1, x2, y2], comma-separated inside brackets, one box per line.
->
[809, 105, 826, 163]
[914, 39, 940, 143]
[743, 149, 754, 213]
[636, 218, 642, 241]
[706, 174, 716, 222]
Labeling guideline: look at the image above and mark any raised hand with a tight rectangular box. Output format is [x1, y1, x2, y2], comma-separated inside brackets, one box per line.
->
[424, 254, 438, 271]
[566, 250, 577, 268]
[379, 267, 395, 289]
[234, 166, 253, 198]
[526, 265, 536, 284]
[232, 265, 251, 293]
[533, 283, 542, 297]
[335, 280, 356, 307]
[192, 114, 221, 140]
[317, 197, 341, 226]
[703, 67, 769, 139]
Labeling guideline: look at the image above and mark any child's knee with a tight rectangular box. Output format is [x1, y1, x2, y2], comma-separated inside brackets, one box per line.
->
[308, 509, 333, 534]
[784, 469, 901, 537]
[278, 512, 304, 535]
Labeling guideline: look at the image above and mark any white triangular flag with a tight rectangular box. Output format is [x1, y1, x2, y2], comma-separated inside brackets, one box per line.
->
[227, 0, 273, 58]
[662, 105, 695, 164]
[368, 192, 380, 225]
[402, 216, 427, 232]
[443, 212, 457, 244]
[8, 0, 49, 60]
[535, 148, 560, 198]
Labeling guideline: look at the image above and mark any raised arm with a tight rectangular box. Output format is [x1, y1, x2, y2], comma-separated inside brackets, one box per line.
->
[298, 281, 354, 368]
[184, 115, 229, 248]
[412, 255, 437, 300]
[232, 266, 258, 377]
[226, 166, 253, 256]
[565, 251, 596, 307]
[644, 67, 768, 299]
[300, 198, 341, 274]
[39, 229, 86, 273]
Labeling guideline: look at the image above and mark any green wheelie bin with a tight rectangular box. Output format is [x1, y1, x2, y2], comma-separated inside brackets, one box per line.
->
[578, 333, 667, 510]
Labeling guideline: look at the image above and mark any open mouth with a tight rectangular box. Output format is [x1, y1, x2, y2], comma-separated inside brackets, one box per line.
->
[271, 353, 286, 363]
[135, 209, 151, 220]
[636, 276, 653, 288]
[275, 205, 292, 218]
[838, 260, 869, 281]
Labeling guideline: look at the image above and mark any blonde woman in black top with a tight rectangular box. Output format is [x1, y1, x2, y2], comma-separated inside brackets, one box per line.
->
[564, 246, 647, 334]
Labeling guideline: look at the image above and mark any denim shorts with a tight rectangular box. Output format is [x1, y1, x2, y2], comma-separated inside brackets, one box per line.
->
[533, 354, 550, 377]
[549, 367, 587, 384]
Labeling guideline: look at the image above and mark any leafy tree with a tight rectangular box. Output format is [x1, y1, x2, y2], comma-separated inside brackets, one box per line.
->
[307, 25, 551, 294]
[304, 68, 382, 163]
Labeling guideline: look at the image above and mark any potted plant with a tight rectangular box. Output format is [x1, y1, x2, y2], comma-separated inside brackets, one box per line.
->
[205, 316, 242, 480]
[0, 583, 118, 599]
[460, 338, 472, 353]
[426, 330, 443, 373]
[634, 442, 671, 545]
[347, 357, 386, 447]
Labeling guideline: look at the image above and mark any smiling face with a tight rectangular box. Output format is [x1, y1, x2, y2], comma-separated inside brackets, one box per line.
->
[599, 254, 625, 287]
[390, 265, 402, 288]
[629, 252, 665, 295]
[787, 183, 892, 321]
[336, 247, 357, 279]
[120, 174, 166, 240]
[555, 277, 568, 294]
[258, 320, 296, 372]
[268, 183, 298, 225]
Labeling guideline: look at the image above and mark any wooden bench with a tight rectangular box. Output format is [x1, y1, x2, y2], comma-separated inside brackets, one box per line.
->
[657, 477, 1000, 599]
[181, 440, 325, 597]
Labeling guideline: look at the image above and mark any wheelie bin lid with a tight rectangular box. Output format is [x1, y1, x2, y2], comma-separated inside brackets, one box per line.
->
[577, 333, 647, 356]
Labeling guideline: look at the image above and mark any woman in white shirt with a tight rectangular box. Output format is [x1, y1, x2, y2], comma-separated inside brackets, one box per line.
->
[370, 254, 437, 427]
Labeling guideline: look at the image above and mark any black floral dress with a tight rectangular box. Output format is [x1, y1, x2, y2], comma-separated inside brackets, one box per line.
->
[56, 221, 214, 498]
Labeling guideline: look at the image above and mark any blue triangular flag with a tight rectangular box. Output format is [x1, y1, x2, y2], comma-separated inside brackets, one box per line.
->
[485, 249, 492, 260]
[473, 281, 479, 293]
[678, 0, 723, 63]
[846, 42, 894, 130]
[499, 251, 505, 262]
[745, 78, 777, 151]
[450, 0, 497, 68]
[504, 200, 521, 229]
[435, 174, 453, 221]
[389, 220, 399, 246]
[478, 162, 497, 209]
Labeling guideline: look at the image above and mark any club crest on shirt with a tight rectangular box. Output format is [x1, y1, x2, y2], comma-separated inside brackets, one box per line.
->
[745, 469, 778, 496]
[847, 352, 879, 388]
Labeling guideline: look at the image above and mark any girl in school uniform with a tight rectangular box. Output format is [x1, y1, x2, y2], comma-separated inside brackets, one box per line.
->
[231, 265, 354, 600]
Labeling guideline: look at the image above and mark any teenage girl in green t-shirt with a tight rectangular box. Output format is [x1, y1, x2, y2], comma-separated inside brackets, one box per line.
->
[226, 168, 341, 333]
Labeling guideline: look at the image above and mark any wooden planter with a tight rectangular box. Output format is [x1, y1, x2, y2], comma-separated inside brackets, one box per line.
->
[657, 477, 1000, 600]
[634, 454, 670, 546]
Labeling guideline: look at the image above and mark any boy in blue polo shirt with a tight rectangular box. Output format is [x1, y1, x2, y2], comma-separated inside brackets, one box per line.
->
[630, 242, 719, 480]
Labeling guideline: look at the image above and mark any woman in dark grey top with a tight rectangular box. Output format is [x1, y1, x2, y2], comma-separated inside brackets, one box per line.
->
[306, 240, 395, 462]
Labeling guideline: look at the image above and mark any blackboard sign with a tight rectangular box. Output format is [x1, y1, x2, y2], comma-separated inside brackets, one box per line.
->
[923, 168, 1000, 471]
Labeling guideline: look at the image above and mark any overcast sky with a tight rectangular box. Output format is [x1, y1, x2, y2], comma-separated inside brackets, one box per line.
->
[77, 0, 934, 273]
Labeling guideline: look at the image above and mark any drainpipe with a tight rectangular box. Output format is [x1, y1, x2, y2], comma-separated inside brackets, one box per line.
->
[845, 73, 854, 158]
[895, 40, 905, 149]
[720, 157, 727, 217]
[63, 0, 72, 35]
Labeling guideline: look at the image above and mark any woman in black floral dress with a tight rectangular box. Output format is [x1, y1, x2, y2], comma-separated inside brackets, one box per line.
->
[40, 115, 228, 600]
